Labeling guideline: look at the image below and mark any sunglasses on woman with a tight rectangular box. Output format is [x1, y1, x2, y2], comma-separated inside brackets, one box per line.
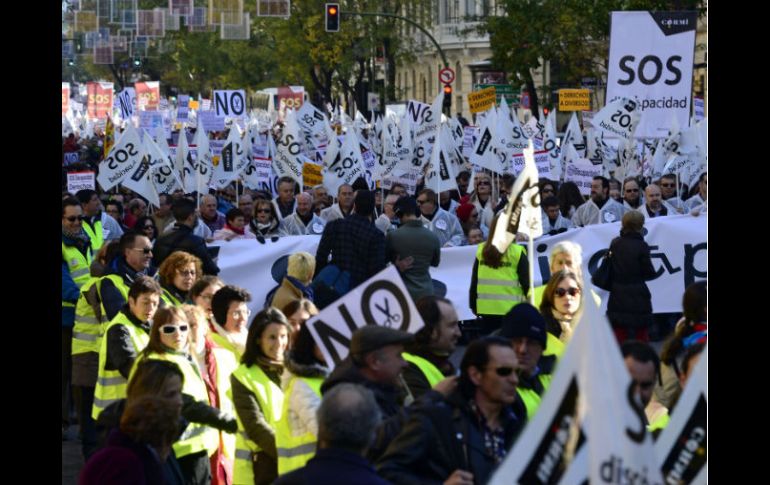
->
[554, 287, 581, 297]
[160, 325, 189, 334]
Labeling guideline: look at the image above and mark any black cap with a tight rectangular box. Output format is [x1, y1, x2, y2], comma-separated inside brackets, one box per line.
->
[500, 303, 547, 349]
[350, 326, 414, 357]
[393, 196, 418, 217]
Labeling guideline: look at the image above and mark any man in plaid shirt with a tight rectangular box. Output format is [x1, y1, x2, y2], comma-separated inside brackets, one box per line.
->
[315, 190, 386, 289]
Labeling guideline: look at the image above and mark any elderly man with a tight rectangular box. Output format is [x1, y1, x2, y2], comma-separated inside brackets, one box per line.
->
[152, 193, 175, 235]
[199, 194, 226, 233]
[684, 172, 707, 214]
[571, 176, 627, 226]
[273, 176, 298, 220]
[280, 192, 327, 236]
[124, 197, 147, 229]
[237, 193, 255, 225]
[374, 194, 400, 234]
[320, 183, 355, 222]
[376, 337, 527, 485]
[416, 188, 464, 247]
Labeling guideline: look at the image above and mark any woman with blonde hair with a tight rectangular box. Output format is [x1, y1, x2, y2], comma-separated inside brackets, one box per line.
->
[181, 304, 239, 485]
[158, 251, 202, 307]
[268, 252, 316, 311]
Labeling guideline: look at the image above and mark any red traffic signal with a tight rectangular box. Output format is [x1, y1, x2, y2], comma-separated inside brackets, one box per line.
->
[443, 84, 452, 95]
[543, 107, 549, 116]
[325, 3, 340, 32]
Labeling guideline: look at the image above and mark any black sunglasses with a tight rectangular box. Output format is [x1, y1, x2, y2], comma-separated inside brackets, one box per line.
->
[492, 366, 515, 377]
[256, 208, 272, 213]
[131, 247, 153, 255]
[554, 287, 581, 297]
[64, 215, 85, 222]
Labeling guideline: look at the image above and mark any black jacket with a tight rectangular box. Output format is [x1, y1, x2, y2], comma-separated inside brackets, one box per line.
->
[100, 257, 158, 321]
[606, 231, 657, 328]
[154, 223, 220, 275]
[376, 388, 526, 485]
[105, 306, 151, 378]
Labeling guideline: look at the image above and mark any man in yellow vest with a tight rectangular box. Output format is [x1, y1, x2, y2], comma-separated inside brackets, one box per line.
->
[92, 276, 161, 421]
[62, 197, 92, 439]
[75, 189, 124, 251]
[99, 232, 158, 322]
[500, 303, 555, 420]
[402, 296, 462, 399]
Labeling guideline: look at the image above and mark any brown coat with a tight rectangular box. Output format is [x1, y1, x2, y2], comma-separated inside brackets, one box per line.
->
[270, 277, 303, 312]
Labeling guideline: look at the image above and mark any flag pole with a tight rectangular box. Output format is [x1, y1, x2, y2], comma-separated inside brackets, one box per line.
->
[528, 235, 535, 306]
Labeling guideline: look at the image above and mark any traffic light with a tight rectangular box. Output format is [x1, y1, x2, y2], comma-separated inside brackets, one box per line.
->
[132, 57, 142, 68]
[443, 84, 452, 111]
[542, 107, 549, 116]
[325, 3, 340, 32]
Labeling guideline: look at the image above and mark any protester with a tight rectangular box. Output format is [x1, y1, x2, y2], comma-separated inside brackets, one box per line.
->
[154, 198, 220, 275]
[539, 269, 583, 349]
[250, 199, 282, 238]
[157, 251, 202, 307]
[213, 208, 257, 240]
[210, 285, 253, 358]
[134, 215, 159, 244]
[267, 252, 316, 311]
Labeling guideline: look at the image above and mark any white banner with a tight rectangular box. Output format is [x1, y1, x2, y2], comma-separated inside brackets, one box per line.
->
[606, 11, 698, 138]
[213, 89, 247, 118]
[198, 110, 225, 132]
[305, 265, 425, 370]
[565, 158, 603, 196]
[215, 214, 706, 322]
[67, 171, 96, 193]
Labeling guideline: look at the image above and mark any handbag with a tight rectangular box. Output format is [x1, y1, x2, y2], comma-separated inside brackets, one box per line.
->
[592, 249, 613, 291]
[311, 264, 352, 309]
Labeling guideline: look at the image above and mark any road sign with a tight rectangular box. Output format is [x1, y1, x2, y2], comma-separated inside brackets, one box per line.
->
[474, 83, 519, 106]
[439, 67, 455, 84]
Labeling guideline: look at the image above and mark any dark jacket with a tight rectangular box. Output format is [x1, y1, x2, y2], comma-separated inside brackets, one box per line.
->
[154, 223, 220, 276]
[606, 231, 657, 329]
[401, 345, 456, 401]
[274, 448, 392, 485]
[320, 357, 406, 461]
[315, 214, 386, 288]
[385, 220, 441, 302]
[100, 256, 158, 321]
[376, 388, 527, 485]
[105, 306, 151, 378]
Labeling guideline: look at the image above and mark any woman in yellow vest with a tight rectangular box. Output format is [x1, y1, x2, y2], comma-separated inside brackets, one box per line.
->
[469, 213, 530, 335]
[210, 285, 253, 359]
[231, 308, 290, 485]
[276, 316, 330, 475]
[531, 241, 601, 310]
[539, 270, 584, 348]
[136, 307, 237, 485]
[183, 304, 239, 485]
[158, 251, 202, 307]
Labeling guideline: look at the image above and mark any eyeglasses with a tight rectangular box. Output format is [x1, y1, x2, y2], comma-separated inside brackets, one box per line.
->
[256, 208, 272, 213]
[177, 269, 197, 277]
[491, 366, 515, 377]
[554, 287, 581, 297]
[160, 324, 189, 334]
[131, 247, 153, 255]
[64, 215, 86, 222]
[625, 188, 639, 193]
[232, 309, 252, 319]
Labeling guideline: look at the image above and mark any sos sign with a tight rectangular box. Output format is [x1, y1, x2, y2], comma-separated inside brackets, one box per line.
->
[606, 11, 696, 138]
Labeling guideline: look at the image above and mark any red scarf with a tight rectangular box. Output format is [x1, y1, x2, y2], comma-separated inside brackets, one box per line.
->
[224, 222, 244, 235]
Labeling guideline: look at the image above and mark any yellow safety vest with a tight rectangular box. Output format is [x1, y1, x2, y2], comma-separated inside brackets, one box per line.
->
[162, 286, 184, 307]
[475, 242, 526, 315]
[210, 331, 242, 361]
[62, 242, 92, 308]
[275, 376, 323, 475]
[211, 345, 239, 463]
[82, 217, 105, 252]
[517, 373, 553, 420]
[402, 352, 444, 388]
[72, 275, 130, 356]
[532, 285, 546, 309]
[92, 312, 150, 420]
[231, 364, 283, 485]
[133, 351, 220, 458]
[543, 332, 565, 358]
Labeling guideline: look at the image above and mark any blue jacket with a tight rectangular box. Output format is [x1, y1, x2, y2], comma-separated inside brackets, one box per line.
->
[274, 448, 392, 485]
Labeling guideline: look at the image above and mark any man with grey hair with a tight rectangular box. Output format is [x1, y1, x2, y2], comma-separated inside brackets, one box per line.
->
[320, 183, 355, 222]
[274, 383, 390, 485]
[199, 194, 226, 232]
[374, 193, 401, 234]
[280, 192, 327, 236]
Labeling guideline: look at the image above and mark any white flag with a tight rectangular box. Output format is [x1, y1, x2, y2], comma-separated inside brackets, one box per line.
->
[376, 114, 401, 180]
[97, 122, 143, 191]
[146, 131, 181, 197]
[425, 124, 459, 194]
[470, 107, 505, 174]
[517, 141, 543, 239]
[563, 112, 586, 157]
[212, 126, 249, 189]
[187, 127, 213, 194]
[272, 110, 304, 187]
[120, 152, 160, 208]
[592, 97, 641, 142]
[322, 130, 365, 195]
[176, 128, 192, 191]
[411, 91, 444, 171]
[543, 111, 562, 181]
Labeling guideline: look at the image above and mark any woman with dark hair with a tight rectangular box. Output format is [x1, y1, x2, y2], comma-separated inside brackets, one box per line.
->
[654, 281, 707, 409]
[134, 307, 238, 485]
[606, 210, 657, 344]
[280, 298, 318, 343]
[275, 320, 329, 475]
[213, 208, 256, 241]
[557, 181, 585, 218]
[158, 251, 203, 307]
[250, 200, 281, 238]
[134, 215, 159, 244]
[469, 213, 529, 335]
[231, 308, 291, 485]
[539, 179, 558, 202]
[539, 270, 584, 354]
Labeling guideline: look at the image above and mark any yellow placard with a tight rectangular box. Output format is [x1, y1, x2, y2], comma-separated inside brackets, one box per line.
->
[558, 89, 591, 111]
[302, 161, 323, 189]
[468, 87, 497, 114]
[189, 100, 200, 110]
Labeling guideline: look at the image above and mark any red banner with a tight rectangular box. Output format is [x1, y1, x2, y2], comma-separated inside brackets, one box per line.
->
[135, 81, 160, 111]
[62, 83, 70, 115]
[276, 86, 304, 113]
[87, 82, 114, 119]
